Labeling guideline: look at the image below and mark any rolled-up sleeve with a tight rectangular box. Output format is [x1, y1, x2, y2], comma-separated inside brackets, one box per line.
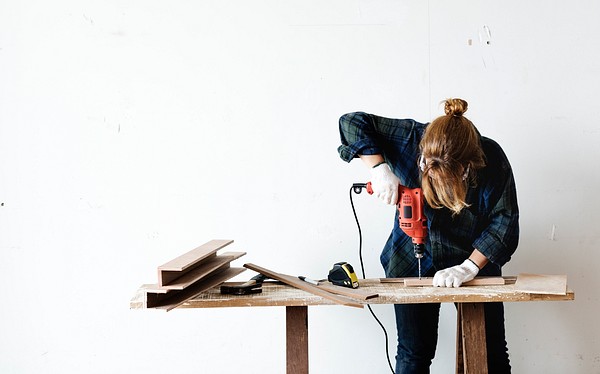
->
[338, 112, 422, 164]
[472, 152, 520, 267]
[337, 112, 381, 162]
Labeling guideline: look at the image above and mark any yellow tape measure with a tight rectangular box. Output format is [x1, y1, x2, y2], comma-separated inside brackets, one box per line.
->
[328, 262, 359, 288]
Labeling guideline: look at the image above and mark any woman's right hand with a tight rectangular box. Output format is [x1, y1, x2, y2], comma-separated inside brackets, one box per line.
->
[370, 163, 400, 205]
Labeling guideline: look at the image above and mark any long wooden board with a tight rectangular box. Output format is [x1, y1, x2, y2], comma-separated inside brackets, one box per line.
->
[158, 239, 234, 286]
[403, 276, 506, 287]
[244, 263, 363, 308]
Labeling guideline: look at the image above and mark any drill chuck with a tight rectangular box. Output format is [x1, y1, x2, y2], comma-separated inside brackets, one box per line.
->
[414, 243, 425, 278]
[413, 243, 425, 259]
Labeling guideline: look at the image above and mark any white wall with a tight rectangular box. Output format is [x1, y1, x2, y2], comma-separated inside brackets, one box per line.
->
[1, 1, 598, 373]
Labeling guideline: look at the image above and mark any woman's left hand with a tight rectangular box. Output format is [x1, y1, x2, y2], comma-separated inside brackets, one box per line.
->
[433, 260, 479, 287]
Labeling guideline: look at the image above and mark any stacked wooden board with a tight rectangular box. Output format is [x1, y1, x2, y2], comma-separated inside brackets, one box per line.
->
[144, 239, 246, 311]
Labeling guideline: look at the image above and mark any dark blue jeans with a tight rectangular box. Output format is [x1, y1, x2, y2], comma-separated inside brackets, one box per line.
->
[393, 302, 510, 373]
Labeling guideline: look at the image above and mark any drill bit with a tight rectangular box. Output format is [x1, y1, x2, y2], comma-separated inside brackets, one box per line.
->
[418, 258, 422, 279]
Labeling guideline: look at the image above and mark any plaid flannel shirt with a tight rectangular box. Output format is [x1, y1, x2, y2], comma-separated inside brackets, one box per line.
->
[338, 112, 519, 277]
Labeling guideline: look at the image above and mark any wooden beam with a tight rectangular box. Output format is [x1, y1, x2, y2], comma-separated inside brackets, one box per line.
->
[244, 263, 363, 308]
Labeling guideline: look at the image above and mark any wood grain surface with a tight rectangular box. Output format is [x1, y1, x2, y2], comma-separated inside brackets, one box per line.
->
[131, 276, 574, 310]
[514, 273, 567, 295]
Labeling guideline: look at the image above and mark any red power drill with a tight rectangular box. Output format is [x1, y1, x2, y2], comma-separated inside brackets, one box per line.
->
[353, 182, 428, 278]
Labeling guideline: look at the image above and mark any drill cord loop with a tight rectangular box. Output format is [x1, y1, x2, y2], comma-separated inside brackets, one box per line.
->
[349, 185, 396, 374]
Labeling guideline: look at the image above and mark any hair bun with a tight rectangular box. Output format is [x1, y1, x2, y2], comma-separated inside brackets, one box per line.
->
[444, 98, 468, 117]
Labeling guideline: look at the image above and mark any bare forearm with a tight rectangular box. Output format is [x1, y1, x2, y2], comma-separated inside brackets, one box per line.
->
[469, 249, 489, 269]
[359, 154, 385, 168]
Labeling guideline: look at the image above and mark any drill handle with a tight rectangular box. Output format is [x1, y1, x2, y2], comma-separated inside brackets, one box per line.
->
[352, 182, 374, 195]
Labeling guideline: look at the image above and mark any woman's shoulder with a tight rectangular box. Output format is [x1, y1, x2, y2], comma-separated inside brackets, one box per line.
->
[480, 136, 513, 176]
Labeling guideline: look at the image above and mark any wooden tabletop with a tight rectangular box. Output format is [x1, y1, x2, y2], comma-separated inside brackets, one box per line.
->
[130, 277, 575, 310]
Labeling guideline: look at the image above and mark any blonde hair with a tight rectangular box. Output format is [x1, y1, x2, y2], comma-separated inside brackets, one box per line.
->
[419, 98, 486, 215]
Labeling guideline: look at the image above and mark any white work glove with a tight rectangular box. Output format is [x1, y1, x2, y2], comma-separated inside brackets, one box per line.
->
[433, 259, 479, 288]
[370, 163, 400, 205]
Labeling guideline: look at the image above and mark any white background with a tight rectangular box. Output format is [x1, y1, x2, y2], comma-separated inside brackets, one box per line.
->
[1, 1, 598, 373]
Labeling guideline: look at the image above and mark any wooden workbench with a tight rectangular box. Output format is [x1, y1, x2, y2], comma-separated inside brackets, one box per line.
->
[130, 277, 575, 373]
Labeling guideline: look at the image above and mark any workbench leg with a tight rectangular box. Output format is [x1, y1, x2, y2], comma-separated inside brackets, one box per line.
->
[456, 303, 488, 374]
[456, 305, 463, 374]
[286, 306, 309, 374]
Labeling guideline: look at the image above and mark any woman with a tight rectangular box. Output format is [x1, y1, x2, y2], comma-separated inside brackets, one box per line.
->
[338, 98, 519, 373]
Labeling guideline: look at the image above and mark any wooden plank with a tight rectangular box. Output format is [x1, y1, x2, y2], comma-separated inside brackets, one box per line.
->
[244, 263, 363, 308]
[316, 282, 379, 300]
[514, 273, 567, 295]
[286, 306, 309, 374]
[147, 267, 246, 311]
[381, 276, 517, 285]
[459, 303, 488, 374]
[404, 277, 505, 287]
[160, 252, 246, 290]
[158, 239, 234, 286]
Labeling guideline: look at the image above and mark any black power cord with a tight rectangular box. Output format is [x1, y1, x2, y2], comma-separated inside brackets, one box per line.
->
[349, 184, 395, 374]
